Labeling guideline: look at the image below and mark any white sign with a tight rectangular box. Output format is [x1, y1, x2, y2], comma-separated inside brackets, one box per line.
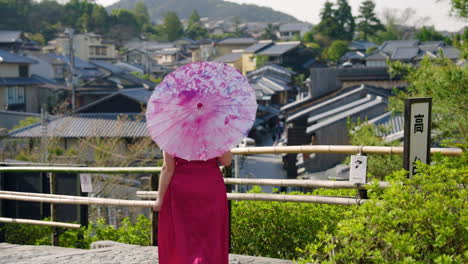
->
[80, 174, 93, 193]
[350, 155, 367, 184]
[404, 98, 431, 178]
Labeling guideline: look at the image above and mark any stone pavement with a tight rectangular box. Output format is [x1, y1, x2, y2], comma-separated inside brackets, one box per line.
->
[0, 241, 294, 264]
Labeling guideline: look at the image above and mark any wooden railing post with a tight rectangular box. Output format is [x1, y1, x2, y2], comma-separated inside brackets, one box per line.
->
[49, 172, 59, 246]
[150, 173, 159, 246]
[0, 171, 4, 242]
[76, 184, 88, 249]
[222, 164, 233, 253]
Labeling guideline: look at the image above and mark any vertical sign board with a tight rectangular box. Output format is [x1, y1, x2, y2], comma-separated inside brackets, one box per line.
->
[403, 98, 432, 178]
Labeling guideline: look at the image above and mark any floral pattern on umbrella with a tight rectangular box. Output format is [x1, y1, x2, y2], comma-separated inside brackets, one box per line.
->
[146, 61, 257, 161]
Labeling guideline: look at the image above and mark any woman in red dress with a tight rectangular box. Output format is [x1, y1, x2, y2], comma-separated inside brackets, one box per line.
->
[153, 151, 232, 264]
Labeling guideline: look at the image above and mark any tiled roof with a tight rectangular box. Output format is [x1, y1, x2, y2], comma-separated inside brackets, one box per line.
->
[0, 50, 37, 64]
[306, 96, 386, 134]
[155, 49, 180, 55]
[217, 38, 257, 45]
[90, 60, 126, 74]
[244, 41, 274, 53]
[120, 88, 152, 103]
[349, 40, 378, 51]
[286, 84, 391, 123]
[0, 76, 45, 86]
[419, 41, 445, 52]
[391, 47, 419, 60]
[250, 75, 290, 100]
[47, 54, 96, 69]
[379, 40, 419, 54]
[9, 113, 148, 138]
[74, 88, 152, 113]
[247, 64, 296, 78]
[279, 23, 311, 32]
[258, 41, 301, 56]
[125, 41, 174, 51]
[286, 85, 367, 123]
[0, 30, 22, 43]
[340, 51, 366, 61]
[307, 95, 375, 124]
[367, 112, 404, 142]
[213, 52, 242, 63]
[365, 51, 389, 61]
[440, 47, 461, 59]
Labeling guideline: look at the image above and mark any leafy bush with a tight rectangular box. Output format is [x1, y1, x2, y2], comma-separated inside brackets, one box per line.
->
[230, 186, 355, 260]
[300, 153, 467, 263]
[347, 118, 403, 180]
[1, 218, 52, 245]
[0, 215, 151, 249]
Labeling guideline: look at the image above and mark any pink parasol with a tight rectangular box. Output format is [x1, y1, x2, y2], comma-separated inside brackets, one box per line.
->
[145, 61, 257, 161]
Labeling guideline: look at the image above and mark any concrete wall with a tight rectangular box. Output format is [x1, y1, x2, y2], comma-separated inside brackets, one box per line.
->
[0, 65, 19, 77]
[242, 53, 257, 75]
[28, 56, 54, 80]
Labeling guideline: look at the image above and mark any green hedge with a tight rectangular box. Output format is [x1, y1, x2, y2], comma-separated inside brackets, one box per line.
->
[231, 187, 354, 260]
[0, 215, 151, 249]
[300, 153, 468, 263]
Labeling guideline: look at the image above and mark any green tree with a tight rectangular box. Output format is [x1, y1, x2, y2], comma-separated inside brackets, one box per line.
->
[303, 31, 314, 43]
[447, 0, 468, 17]
[162, 12, 184, 41]
[261, 23, 278, 40]
[346, 119, 402, 179]
[356, 0, 384, 40]
[89, 5, 109, 34]
[389, 56, 468, 144]
[232, 16, 246, 37]
[334, 0, 355, 41]
[322, 40, 349, 62]
[133, 2, 150, 28]
[185, 10, 208, 40]
[109, 9, 140, 46]
[315, 1, 339, 39]
[77, 12, 91, 32]
[416, 26, 451, 44]
[26, 32, 46, 46]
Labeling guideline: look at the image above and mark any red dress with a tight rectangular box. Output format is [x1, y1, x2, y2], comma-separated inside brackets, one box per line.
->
[158, 157, 229, 264]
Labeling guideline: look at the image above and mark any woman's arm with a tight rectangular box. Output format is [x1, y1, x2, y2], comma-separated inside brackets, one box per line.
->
[218, 150, 232, 167]
[153, 151, 175, 212]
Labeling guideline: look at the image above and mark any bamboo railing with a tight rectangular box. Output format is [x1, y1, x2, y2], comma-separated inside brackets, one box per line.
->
[0, 144, 463, 247]
[231, 145, 462, 156]
[0, 217, 80, 229]
[135, 191, 364, 205]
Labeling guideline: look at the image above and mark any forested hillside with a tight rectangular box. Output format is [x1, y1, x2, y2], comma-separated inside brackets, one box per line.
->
[107, 0, 298, 23]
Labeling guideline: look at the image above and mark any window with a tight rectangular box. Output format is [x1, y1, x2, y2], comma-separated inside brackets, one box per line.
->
[19, 65, 28, 77]
[90, 46, 107, 56]
[7, 86, 25, 105]
[53, 65, 64, 79]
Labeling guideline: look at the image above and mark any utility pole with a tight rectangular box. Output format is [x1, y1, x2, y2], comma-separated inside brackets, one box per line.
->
[65, 28, 76, 112]
[40, 106, 48, 163]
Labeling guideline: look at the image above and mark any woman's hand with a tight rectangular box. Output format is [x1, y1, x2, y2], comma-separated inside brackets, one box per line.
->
[153, 199, 161, 212]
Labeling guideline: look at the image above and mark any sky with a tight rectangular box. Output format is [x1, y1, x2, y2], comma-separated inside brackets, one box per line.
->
[97, 0, 467, 32]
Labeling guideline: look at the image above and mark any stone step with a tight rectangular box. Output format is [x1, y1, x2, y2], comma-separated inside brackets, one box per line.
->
[0, 242, 294, 264]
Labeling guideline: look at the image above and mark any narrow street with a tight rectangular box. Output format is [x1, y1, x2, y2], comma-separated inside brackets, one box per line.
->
[235, 131, 287, 193]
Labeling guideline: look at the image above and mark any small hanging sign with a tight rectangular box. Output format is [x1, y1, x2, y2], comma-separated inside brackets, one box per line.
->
[80, 174, 93, 193]
[350, 155, 368, 184]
